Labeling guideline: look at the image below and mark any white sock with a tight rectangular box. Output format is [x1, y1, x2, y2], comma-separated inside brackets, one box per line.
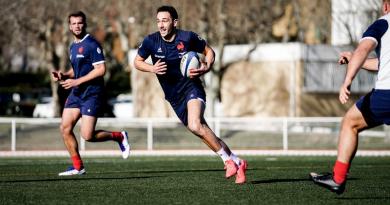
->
[216, 148, 230, 162]
[230, 153, 241, 166]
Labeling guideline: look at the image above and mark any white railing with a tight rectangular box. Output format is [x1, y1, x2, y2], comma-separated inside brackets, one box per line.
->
[0, 117, 389, 152]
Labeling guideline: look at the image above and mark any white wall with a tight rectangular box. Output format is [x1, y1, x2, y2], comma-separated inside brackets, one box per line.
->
[332, 0, 381, 45]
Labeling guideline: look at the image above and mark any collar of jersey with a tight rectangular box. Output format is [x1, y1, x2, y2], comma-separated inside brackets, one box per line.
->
[74, 34, 89, 43]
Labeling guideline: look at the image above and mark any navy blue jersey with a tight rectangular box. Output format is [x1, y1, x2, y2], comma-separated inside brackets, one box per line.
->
[137, 29, 206, 102]
[361, 13, 390, 89]
[69, 34, 105, 97]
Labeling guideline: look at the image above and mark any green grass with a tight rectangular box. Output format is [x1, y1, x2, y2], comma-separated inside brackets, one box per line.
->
[1, 156, 390, 204]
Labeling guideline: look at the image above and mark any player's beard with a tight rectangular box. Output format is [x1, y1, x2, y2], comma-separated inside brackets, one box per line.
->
[72, 30, 87, 40]
[161, 28, 176, 42]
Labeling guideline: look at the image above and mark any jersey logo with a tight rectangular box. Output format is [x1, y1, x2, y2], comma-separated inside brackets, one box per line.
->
[177, 42, 185, 51]
[154, 54, 165, 58]
[78, 47, 84, 54]
[97, 47, 101, 54]
[157, 47, 162, 53]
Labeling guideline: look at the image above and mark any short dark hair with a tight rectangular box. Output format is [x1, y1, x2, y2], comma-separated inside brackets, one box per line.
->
[157, 5, 178, 20]
[68, 11, 87, 24]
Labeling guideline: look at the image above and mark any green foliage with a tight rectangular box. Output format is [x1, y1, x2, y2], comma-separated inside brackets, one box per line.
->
[105, 67, 131, 98]
[0, 71, 51, 93]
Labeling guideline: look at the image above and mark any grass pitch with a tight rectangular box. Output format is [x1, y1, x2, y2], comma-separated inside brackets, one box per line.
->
[1, 156, 390, 204]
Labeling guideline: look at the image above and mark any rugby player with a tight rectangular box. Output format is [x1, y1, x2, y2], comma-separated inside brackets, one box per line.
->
[310, 0, 390, 194]
[134, 5, 248, 184]
[54, 11, 130, 176]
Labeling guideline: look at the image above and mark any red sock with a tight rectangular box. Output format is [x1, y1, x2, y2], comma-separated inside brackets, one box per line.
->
[333, 160, 350, 184]
[71, 155, 83, 170]
[111, 132, 123, 142]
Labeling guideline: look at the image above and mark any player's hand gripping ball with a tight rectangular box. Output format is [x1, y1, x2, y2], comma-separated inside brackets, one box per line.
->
[180, 51, 201, 78]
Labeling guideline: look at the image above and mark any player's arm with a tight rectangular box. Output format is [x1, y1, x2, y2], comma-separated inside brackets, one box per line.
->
[134, 55, 167, 75]
[338, 51, 378, 71]
[63, 69, 75, 79]
[202, 44, 215, 71]
[339, 39, 377, 104]
[189, 44, 215, 78]
[52, 68, 74, 81]
[60, 63, 105, 89]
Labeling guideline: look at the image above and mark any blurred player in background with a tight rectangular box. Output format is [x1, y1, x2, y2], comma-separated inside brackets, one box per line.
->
[53, 11, 130, 176]
[134, 5, 247, 184]
[310, 0, 390, 194]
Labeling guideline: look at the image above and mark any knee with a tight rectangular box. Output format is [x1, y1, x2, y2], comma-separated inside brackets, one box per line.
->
[60, 124, 72, 137]
[187, 121, 202, 136]
[341, 115, 365, 133]
[80, 130, 94, 141]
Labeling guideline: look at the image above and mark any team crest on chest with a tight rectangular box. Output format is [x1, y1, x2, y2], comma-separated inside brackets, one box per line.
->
[78, 47, 84, 53]
[177, 42, 185, 51]
[76, 46, 85, 58]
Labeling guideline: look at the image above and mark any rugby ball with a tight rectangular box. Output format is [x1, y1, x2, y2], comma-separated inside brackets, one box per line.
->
[180, 51, 200, 78]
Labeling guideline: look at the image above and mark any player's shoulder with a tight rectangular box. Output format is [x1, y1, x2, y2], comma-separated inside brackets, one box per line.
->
[380, 13, 390, 21]
[374, 14, 390, 28]
[366, 15, 390, 35]
[84, 34, 102, 47]
[176, 29, 196, 38]
[145, 32, 161, 42]
[176, 29, 204, 42]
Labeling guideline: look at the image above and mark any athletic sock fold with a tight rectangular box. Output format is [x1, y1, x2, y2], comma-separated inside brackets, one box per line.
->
[71, 155, 83, 171]
[333, 160, 350, 184]
[216, 148, 230, 162]
[229, 153, 241, 166]
[111, 131, 123, 142]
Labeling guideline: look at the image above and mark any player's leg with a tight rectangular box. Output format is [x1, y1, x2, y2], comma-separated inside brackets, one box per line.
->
[79, 96, 130, 159]
[186, 99, 221, 151]
[78, 115, 130, 159]
[310, 105, 370, 194]
[59, 108, 85, 176]
[187, 99, 247, 183]
[335, 105, 368, 179]
[310, 90, 386, 194]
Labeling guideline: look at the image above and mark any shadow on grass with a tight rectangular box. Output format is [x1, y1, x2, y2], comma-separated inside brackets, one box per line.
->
[0, 175, 164, 183]
[250, 178, 311, 184]
[134, 168, 222, 174]
[336, 196, 390, 200]
[250, 177, 359, 184]
[0, 168, 225, 183]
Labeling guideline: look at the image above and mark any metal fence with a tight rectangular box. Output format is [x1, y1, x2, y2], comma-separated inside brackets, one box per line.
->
[1, 117, 389, 154]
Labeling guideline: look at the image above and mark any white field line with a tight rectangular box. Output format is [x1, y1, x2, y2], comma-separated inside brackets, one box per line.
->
[1, 150, 390, 157]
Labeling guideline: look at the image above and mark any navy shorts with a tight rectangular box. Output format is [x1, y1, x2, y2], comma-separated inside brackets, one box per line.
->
[356, 89, 390, 126]
[64, 92, 102, 117]
[169, 88, 206, 126]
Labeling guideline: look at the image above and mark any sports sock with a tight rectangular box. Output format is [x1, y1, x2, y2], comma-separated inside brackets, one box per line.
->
[333, 160, 350, 184]
[111, 131, 123, 142]
[229, 153, 241, 166]
[71, 155, 83, 170]
[216, 148, 230, 162]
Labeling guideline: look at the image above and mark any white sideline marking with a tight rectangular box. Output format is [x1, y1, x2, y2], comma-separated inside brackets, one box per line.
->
[1, 150, 390, 157]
